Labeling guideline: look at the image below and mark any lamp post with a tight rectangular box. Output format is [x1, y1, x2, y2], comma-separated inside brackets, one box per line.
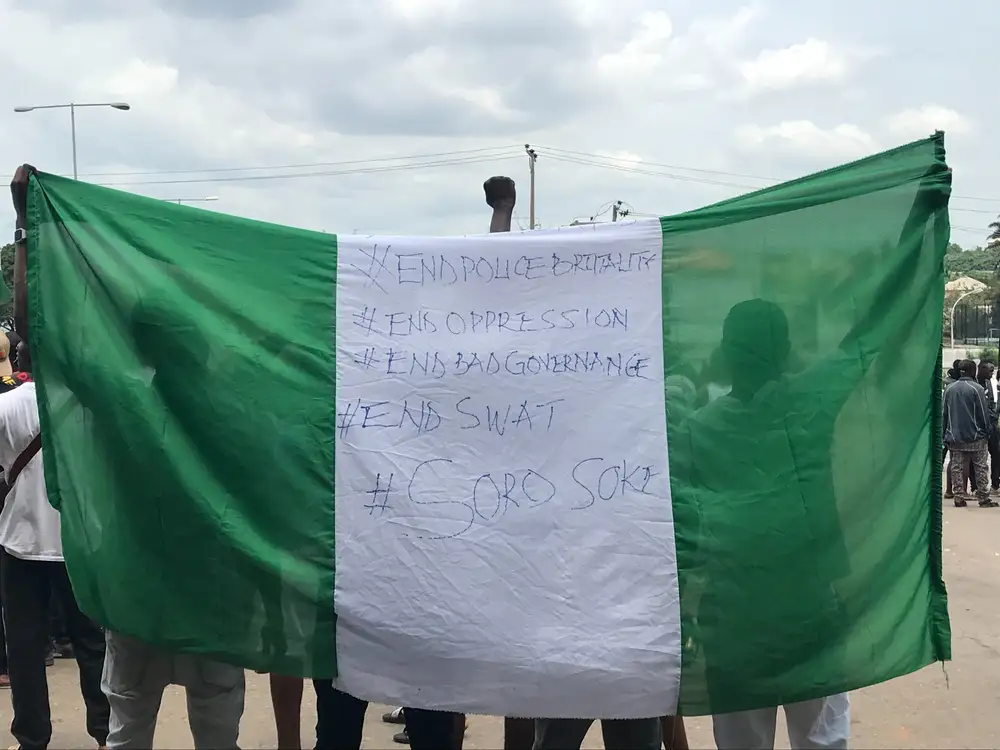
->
[166, 197, 219, 205]
[951, 287, 988, 349]
[13, 102, 131, 179]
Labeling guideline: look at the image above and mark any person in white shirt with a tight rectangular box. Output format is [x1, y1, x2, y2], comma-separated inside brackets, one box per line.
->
[0, 344, 110, 750]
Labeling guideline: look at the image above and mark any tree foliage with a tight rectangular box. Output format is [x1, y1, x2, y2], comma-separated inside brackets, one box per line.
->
[944, 241, 998, 279]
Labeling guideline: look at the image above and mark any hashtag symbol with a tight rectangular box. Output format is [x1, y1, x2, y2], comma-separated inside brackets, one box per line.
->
[352, 306, 377, 336]
[364, 472, 393, 516]
[350, 244, 391, 294]
[336, 399, 360, 438]
[353, 347, 380, 371]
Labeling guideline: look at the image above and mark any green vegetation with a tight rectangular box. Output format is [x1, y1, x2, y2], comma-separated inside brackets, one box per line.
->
[967, 347, 999, 363]
[944, 242, 998, 280]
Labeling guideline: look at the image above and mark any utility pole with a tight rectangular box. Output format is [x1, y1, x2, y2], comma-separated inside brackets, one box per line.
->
[525, 144, 537, 229]
[613, 200, 630, 221]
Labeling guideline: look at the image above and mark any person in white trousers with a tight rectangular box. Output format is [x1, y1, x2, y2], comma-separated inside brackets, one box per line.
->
[712, 693, 850, 750]
[102, 631, 246, 749]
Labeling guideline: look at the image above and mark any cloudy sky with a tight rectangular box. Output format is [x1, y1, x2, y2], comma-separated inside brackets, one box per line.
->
[0, 0, 995, 243]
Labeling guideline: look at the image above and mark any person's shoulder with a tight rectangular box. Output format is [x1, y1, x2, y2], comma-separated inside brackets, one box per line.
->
[0, 372, 33, 392]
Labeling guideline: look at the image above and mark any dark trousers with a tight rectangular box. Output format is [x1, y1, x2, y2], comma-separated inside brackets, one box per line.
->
[50, 589, 68, 646]
[313, 679, 461, 750]
[988, 432, 1000, 489]
[0, 549, 109, 749]
[0, 581, 7, 675]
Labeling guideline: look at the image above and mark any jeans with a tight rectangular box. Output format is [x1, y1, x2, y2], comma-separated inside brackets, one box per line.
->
[0, 549, 109, 749]
[532, 718, 662, 750]
[712, 693, 850, 750]
[102, 631, 245, 749]
[313, 680, 461, 750]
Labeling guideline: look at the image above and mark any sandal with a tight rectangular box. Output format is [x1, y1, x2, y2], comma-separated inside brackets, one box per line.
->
[382, 707, 405, 725]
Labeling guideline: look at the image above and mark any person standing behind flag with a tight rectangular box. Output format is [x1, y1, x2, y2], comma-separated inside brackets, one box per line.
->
[0, 341, 110, 750]
[97, 304, 247, 749]
[944, 359, 996, 507]
[671, 299, 852, 749]
[0, 327, 29, 690]
[975, 360, 1000, 493]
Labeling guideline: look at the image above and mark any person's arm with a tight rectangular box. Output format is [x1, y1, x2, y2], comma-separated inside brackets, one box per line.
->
[269, 674, 304, 750]
[942, 387, 950, 441]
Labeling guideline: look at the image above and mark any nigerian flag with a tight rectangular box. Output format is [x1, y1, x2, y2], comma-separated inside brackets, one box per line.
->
[24, 134, 950, 718]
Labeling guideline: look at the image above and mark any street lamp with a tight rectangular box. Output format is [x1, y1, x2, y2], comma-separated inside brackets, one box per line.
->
[13, 102, 131, 180]
[947, 277, 989, 349]
[166, 197, 219, 205]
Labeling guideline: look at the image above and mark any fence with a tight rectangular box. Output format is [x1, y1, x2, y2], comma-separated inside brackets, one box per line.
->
[952, 303, 997, 347]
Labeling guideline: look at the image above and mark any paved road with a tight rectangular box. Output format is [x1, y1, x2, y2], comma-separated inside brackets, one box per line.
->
[2, 504, 997, 749]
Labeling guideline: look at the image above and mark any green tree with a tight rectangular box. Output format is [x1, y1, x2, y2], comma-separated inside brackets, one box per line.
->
[944, 241, 999, 278]
[990, 217, 1000, 245]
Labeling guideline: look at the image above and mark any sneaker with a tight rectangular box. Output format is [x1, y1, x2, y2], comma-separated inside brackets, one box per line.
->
[54, 642, 74, 659]
[954, 498, 968, 507]
[382, 707, 406, 725]
[980, 499, 999, 508]
[392, 729, 409, 745]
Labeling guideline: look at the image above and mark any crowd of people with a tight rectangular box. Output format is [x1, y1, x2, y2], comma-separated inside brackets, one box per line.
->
[943, 357, 1000, 507]
[0, 310, 853, 750]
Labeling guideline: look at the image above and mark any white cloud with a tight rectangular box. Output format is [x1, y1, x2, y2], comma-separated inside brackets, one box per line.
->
[886, 104, 974, 140]
[0, 0, 995, 240]
[596, 5, 759, 94]
[385, 0, 460, 21]
[87, 58, 321, 159]
[739, 38, 853, 94]
[401, 47, 521, 122]
[597, 11, 674, 75]
[735, 120, 877, 159]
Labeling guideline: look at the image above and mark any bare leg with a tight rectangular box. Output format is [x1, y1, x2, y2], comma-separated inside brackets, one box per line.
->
[269, 674, 304, 749]
[662, 716, 689, 750]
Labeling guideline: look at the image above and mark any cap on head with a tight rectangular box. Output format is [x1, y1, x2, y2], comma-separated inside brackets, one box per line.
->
[0, 330, 13, 377]
[721, 298, 791, 374]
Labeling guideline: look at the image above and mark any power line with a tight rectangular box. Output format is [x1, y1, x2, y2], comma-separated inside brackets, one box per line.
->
[536, 145, 779, 182]
[72, 138, 1000, 208]
[80, 144, 524, 178]
[96, 153, 522, 187]
[536, 145, 1000, 206]
[951, 195, 1000, 203]
[542, 152, 760, 190]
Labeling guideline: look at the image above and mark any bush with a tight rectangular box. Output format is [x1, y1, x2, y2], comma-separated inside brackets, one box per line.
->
[966, 346, 999, 363]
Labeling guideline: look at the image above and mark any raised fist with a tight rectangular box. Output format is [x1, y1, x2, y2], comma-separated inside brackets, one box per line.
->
[483, 176, 516, 209]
